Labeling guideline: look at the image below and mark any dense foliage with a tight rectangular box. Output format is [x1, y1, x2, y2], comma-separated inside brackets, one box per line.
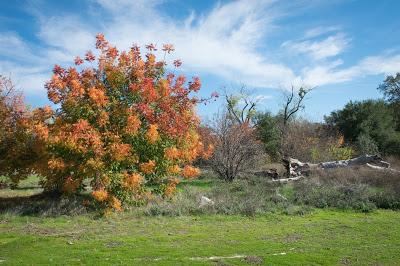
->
[325, 100, 400, 155]
[256, 112, 354, 162]
[31, 34, 214, 210]
[0, 76, 44, 187]
[378, 73, 400, 131]
[255, 112, 281, 160]
[378, 73, 400, 104]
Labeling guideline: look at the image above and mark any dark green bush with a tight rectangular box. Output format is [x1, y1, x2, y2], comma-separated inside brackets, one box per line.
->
[325, 99, 400, 156]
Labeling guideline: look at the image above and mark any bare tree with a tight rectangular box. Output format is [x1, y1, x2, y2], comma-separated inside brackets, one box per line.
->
[224, 86, 258, 126]
[279, 86, 312, 158]
[210, 111, 264, 182]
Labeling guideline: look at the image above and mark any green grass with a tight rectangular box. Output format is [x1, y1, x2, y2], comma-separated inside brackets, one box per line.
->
[178, 178, 215, 190]
[1, 210, 400, 265]
[1, 174, 400, 265]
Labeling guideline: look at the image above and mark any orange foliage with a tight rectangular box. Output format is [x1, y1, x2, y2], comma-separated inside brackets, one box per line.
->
[48, 158, 66, 171]
[167, 165, 181, 175]
[92, 189, 109, 202]
[109, 143, 131, 161]
[110, 196, 122, 211]
[139, 160, 156, 174]
[62, 176, 79, 194]
[164, 147, 180, 160]
[164, 178, 179, 197]
[35, 34, 218, 211]
[123, 172, 143, 190]
[125, 114, 141, 135]
[338, 134, 345, 146]
[88, 87, 108, 107]
[146, 124, 159, 144]
[0, 75, 46, 185]
[202, 144, 215, 160]
[181, 165, 200, 179]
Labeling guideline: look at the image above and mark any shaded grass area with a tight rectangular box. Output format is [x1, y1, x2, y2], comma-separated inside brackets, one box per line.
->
[0, 175, 43, 198]
[0, 175, 92, 216]
[1, 210, 400, 265]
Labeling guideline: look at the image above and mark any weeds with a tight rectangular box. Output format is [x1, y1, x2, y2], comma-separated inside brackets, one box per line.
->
[293, 166, 400, 212]
[139, 176, 307, 217]
[1, 166, 399, 216]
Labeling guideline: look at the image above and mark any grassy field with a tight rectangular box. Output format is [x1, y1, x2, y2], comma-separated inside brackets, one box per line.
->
[1, 210, 400, 265]
[1, 175, 400, 265]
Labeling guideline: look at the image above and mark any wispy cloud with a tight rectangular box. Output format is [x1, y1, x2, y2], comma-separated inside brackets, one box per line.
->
[0, 33, 36, 62]
[37, 15, 94, 59]
[0, 0, 400, 96]
[282, 33, 350, 60]
[255, 94, 273, 101]
[94, 0, 296, 87]
[302, 53, 400, 86]
[304, 25, 341, 38]
[0, 61, 48, 94]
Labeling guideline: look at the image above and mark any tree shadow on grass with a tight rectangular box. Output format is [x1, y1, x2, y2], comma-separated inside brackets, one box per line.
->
[0, 192, 95, 217]
[8, 186, 41, 190]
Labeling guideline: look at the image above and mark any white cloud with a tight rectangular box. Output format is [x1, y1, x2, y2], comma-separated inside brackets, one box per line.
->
[304, 25, 340, 38]
[94, 0, 296, 87]
[255, 94, 273, 101]
[37, 15, 94, 57]
[0, 32, 52, 93]
[0, 33, 38, 62]
[359, 54, 400, 75]
[282, 33, 350, 60]
[1, 0, 400, 97]
[0, 61, 48, 94]
[302, 53, 400, 86]
[0, 0, 296, 93]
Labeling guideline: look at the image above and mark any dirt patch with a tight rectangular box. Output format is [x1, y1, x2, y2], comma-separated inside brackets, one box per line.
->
[243, 255, 264, 265]
[22, 223, 86, 238]
[104, 241, 124, 248]
[282, 233, 302, 243]
[23, 223, 59, 236]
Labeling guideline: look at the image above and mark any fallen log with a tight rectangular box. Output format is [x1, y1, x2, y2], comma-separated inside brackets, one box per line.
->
[318, 154, 390, 169]
[366, 163, 400, 173]
[282, 154, 396, 180]
[271, 175, 303, 182]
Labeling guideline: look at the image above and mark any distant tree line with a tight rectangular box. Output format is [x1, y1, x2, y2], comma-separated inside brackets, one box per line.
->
[256, 73, 400, 160]
[325, 73, 400, 156]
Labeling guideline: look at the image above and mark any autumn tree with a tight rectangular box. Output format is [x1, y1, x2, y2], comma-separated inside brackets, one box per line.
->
[0, 76, 41, 187]
[37, 34, 215, 210]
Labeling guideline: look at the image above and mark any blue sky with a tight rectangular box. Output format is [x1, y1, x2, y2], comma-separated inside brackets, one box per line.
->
[1, 0, 399, 121]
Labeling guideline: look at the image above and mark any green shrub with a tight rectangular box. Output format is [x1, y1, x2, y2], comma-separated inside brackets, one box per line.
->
[325, 99, 400, 156]
[328, 146, 355, 161]
[139, 176, 294, 216]
[293, 181, 377, 212]
[356, 134, 379, 155]
[0, 175, 11, 189]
